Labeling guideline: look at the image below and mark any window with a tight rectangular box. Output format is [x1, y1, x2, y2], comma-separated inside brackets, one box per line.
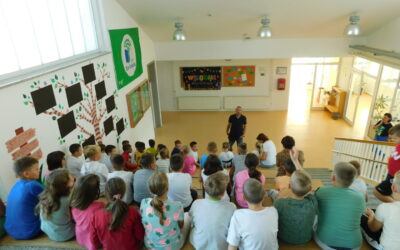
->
[0, 0, 102, 84]
[291, 57, 340, 64]
[353, 57, 380, 77]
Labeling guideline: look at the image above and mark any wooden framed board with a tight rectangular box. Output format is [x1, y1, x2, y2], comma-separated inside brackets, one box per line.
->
[126, 79, 151, 128]
[180, 67, 221, 90]
[222, 65, 255, 87]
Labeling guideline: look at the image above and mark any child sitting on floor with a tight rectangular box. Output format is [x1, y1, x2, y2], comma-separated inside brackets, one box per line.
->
[141, 171, 189, 250]
[156, 148, 170, 173]
[90, 178, 144, 250]
[227, 178, 278, 250]
[168, 154, 198, 212]
[189, 141, 199, 163]
[315, 162, 365, 249]
[107, 154, 133, 204]
[219, 142, 235, 168]
[70, 174, 104, 250]
[274, 170, 318, 245]
[363, 171, 400, 250]
[190, 172, 236, 249]
[182, 145, 199, 176]
[202, 155, 230, 201]
[5, 157, 43, 239]
[66, 143, 84, 178]
[251, 142, 263, 157]
[121, 144, 138, 172]
[276, 136, 305, 176]
[100, 145, 117, 173]
[80, 145, 109, 194]
[133, 153, 157, 205]
[268, 159, 297, 200]
[234, 153, 266, 208]
[134, 141, 146, 168]
[156, 144, 167, 160]
[146, 139, 158, 156]
[349, 160, 368, 201]
[37, 169, 75, 242]
[45, 151, 66, 178]
[171, 139, 183, 156]
[200, 141, 218, 168]
[230, 142, 248, 180]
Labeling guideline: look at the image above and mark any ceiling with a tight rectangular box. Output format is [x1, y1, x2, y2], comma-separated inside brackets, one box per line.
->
[117, 0, 400, 42]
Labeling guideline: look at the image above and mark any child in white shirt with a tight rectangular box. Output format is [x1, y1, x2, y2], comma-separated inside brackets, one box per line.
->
[66, 144, 84, 178]
[107, 154, 133, 204]
[80, 145, 109, 194]
[156, 148, 170, 173]
[219, 142, 234, 168]
[202, 155, 230, 201]
[189, 141, 199, 163]
[167, 154, 197, 212]
[100, 145, 117, 173]
[190, 172, 236, 250]
[349, 160, 368, 201]
[227, 178, 278, 250]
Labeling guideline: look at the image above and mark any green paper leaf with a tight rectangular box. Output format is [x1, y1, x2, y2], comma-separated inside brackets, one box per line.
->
[52, 116, 56, 120]
[23, 101, 28, 105]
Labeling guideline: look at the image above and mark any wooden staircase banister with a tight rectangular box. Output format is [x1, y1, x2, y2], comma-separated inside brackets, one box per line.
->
[334, 137, 395, 146]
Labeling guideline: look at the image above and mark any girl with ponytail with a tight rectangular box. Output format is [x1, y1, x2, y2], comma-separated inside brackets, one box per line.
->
[89, 177, 144, 250]
[234, 153, 266, 208]
[141, 171, 189, 249]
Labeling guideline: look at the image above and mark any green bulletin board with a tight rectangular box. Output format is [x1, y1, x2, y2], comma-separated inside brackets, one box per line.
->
[140, 81, 151, 112]
[126, 79, 151, 128]
[109, 28, 143, 90]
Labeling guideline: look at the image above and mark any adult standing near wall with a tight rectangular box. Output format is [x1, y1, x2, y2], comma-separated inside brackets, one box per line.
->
[226, 106, 247, 151]
[257, 133, 277, 168]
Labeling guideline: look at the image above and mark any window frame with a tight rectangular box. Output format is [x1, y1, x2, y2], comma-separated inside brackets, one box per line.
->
[0, 0, 109, 88]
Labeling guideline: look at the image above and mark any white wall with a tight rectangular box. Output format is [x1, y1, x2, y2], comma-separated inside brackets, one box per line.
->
[367, 16, 400, 52]
[338, 57, 354, 91]
[155, 37, 366, 61]
[157, 59, 291, 111]
[0, 0, 156, 199]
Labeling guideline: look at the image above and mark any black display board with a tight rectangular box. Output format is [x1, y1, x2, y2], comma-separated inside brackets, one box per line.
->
[31, 85, 57, 115]
[180, 67, 221, 90]
[82, 135, 96, 147]
[57, 111, 76, 138]
[103, 116, 114, 136]
[105, 95, 116, 113]
[65, 83, 83, 107]
[95, 81, 107, 100]
[116, 118, 125, 135]
[82, 64, 96, 84]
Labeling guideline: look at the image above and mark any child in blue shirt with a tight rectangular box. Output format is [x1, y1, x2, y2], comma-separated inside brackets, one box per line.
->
[5, 157, 43, 239]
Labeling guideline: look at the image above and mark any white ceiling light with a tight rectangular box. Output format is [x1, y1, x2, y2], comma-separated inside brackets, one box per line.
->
[344, 15, 361, 36]
[173, 22, 186, 41]
[258, 18, 272, 38]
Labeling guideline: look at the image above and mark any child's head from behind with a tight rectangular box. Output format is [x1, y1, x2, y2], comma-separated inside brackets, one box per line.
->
[222, 142, 230, 152]
[349, 160, 361, 177]
[174, 140, 182, 149]
[389, 124, 400, 144]
[332, 162, 356, 188]
[141, 153, 156, 169]
[238, 142, 247, 155]
[283, 159, 296, 176]
[181, 145, 190, 155]
[105, 177, 128, 232]
[98, 143, 105, 153]
[170, 154, 184, 172]
[207, 141, 218, 154]
[149, 139, 156, 148]
[105, 145, 117, 156]
[204, 155, 223, 176]
[46, 151, 66, 171]
[69, 143, 83, 157]
[69, 174, 100, 210]
[123, 144, 132, 153]
[135, 141, 146, 153]
[243, 178, 265, 205]
[290, 170, 312, 197]
[38, 168, 74, 219]
[148, 171, 169, 224]
[245, 153, 261, 180]
[122, 140, 130, 146]
[84, 145, 101, 161]
[159, 148, 169, 160]
[14, 157, 39, 180]
[157, 144, 167, 152]
[111, 154, 125, 171]
[190, 141, 198, 152]
[204, 172, 228, 199]
[281, 136, 295, 150]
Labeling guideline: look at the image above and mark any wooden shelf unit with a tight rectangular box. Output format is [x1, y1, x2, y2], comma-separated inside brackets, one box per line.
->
[324, 86, 346, 120]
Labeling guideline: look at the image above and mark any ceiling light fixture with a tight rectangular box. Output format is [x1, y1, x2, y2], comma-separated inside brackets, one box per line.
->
[344, 15, 361, 36]
[258, 18, 272, 38]
[173, 22, 186, 41]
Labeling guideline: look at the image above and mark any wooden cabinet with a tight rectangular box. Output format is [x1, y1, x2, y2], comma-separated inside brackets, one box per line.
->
[324, 86, 346, 120]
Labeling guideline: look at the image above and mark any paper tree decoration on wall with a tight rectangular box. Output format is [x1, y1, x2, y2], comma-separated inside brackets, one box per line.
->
[22, 63, 124, 145]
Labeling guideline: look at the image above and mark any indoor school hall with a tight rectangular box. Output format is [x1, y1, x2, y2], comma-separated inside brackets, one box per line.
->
[1, 0, 400, 249]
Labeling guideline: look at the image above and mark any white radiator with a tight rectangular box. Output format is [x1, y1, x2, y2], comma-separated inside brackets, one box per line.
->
[224, 96, 269, 110]
[177, 96, 221, 110]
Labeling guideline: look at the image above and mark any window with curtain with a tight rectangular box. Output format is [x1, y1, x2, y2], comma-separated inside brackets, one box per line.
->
[0, 0, 100, 83]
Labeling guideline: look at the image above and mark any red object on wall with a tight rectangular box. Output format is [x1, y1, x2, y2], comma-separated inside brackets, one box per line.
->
[277, 78, 286, 90]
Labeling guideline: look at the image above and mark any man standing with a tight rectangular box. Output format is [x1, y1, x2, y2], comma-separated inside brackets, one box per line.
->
[226, 106, 247, 150]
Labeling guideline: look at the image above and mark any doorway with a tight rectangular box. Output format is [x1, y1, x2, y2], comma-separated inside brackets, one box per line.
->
[147, 61, 162, 128]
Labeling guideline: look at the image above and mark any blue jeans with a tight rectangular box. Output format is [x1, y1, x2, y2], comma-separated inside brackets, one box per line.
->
[228, 137, 243, 151]
[375, 135, 388, 142]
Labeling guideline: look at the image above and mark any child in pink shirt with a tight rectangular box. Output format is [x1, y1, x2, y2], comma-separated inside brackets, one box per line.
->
[70, 174, 105, 249]
[182, 145, 199, 176]
[234, 153, 266, 208]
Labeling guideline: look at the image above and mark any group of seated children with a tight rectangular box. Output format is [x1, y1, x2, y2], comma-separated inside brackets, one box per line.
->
[1, 124, 400, 250]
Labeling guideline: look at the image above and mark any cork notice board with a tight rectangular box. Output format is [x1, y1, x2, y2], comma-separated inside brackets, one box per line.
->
[223, 66, 255, 87]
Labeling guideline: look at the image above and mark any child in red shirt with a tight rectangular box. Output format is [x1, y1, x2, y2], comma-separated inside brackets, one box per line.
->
[121, 144, 138, 172]
[89, 177, 144, 250]
[374, 124, 400, 203]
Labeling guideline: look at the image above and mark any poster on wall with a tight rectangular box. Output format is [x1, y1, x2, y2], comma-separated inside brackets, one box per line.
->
[126, 79, 151, 128]
[109, 28, 143, 90]
[180, 67, 221, 90]
[223, 66, 255, 87]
